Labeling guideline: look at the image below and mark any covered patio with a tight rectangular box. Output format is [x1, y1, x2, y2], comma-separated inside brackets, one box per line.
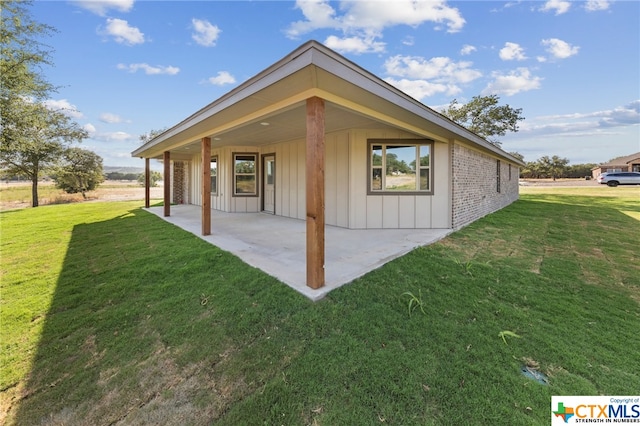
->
[146, 205, 451, 300]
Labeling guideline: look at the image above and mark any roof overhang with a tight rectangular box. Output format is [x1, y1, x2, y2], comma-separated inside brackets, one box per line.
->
[132, 40, 525, 166]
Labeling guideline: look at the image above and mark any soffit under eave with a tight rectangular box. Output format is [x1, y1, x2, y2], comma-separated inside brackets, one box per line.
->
[133, 71, 321, 159]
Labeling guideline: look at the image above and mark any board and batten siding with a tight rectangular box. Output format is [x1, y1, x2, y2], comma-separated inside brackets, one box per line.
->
[184, 127, 453, 229]
[348, 129, 452, 229]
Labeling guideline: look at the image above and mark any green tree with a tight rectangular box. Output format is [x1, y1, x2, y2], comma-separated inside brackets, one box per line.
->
[53, 147, 104, 198]
[1, 100, 88, 206]
[537, 155, 569, 181]
[1, 0, 87, 206]
[442, 95, 525, 147]
[137, 171, 162, 187]
[139, 128, 168, 144]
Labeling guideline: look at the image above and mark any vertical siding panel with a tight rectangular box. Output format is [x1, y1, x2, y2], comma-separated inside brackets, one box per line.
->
[349, 130, 367, 229]
[383, 195, 400, 228]
[415, 196, 431, 228]
[191, 153, 202, 207]
[325, 134, 337, 226]
[336, 132, 349, 228]
[432, 142, 451, 228]
[366, 196, 383, 228]
[297, 141, 306, 220]
[290, 142, 298, 218]
[398, 196, 415, 228]
[280, 143, 290, 218]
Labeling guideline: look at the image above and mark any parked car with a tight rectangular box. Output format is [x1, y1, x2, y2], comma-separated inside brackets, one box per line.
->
[596, 172, 640, 187]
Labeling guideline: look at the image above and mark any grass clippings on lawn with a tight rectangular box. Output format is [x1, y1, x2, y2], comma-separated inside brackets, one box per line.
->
[1, 186, 639, 425]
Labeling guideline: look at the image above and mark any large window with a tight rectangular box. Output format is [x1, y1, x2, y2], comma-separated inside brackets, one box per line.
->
[210, 156, 217, 195]
[233, 153, 258, 196]
[368, 140, 433, 194]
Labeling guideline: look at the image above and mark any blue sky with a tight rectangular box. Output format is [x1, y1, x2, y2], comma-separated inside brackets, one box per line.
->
[32, 0, 639, 169]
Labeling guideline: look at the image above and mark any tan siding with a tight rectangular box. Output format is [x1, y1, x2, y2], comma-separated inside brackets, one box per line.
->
[296, 141, 306, 220]
[414, 196, 431, 228]
[431, 142, 451, 228]
[383, 196, 400, 228]
[349, 130, 368, 228]
[325, 134, 338, 226]
[399, 196, 415, 228]
[190, 154, 202, 207]
[335, 132, 350, 227]
[366, 196, 383, 228]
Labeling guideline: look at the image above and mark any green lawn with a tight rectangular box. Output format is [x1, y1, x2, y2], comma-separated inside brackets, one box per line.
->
[1, 187, 639, 425]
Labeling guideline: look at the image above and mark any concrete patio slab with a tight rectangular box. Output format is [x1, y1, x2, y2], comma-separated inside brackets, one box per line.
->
[146, 205, 452, 301]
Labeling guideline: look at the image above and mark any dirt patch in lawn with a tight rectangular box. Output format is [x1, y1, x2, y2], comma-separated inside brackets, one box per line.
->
[0, 181, 163, 211]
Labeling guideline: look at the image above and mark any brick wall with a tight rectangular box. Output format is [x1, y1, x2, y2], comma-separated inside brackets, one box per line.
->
[173, 161, 185, 204]
[452, 143, 519, 229]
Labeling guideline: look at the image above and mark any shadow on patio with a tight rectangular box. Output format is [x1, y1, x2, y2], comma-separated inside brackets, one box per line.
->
[148, 205, 452, 300]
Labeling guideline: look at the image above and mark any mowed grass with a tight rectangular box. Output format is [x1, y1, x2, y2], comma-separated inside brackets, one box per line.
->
[1, 186, 639, 425]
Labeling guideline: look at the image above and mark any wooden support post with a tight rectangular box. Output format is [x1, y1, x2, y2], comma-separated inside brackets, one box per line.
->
[163, 151, 170, 217]
[306, 97, 325, 289]
[201, 137, 211, 236]
[144, 158, 150, 208]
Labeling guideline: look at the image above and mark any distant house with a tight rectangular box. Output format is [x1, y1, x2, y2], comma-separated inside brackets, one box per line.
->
[132, 41, 524, 290]
[591, 152, 640, 179]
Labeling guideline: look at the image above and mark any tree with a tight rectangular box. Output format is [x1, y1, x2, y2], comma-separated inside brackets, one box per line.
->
[537, 155, 569, 181]
[137, 170, 162, 187]
[441, 95, 525, 147]
[1, 0, 87, 206]
[53, 147, 105, 198]
[139, 128, 168, 144]
[1, 99, 88, 206]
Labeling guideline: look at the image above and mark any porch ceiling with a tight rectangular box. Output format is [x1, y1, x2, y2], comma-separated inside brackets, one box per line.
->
[168, 101, 394, 158]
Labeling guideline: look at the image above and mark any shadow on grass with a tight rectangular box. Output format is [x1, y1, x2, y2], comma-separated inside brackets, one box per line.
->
[11, 194, 640, 425]
[12, 206, 308, 425]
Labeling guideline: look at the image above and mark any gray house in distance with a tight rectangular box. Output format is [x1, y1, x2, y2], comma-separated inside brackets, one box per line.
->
[132, 41, 524, 291]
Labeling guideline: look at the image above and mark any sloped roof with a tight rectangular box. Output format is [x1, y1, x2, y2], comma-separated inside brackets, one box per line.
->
[599, 152, 640, 166]
[132, 40, 524, 166]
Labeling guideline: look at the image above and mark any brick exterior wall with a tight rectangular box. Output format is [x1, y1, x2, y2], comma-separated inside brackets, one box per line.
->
[452, 143, 519, 229]
[173, 161, 186, 204]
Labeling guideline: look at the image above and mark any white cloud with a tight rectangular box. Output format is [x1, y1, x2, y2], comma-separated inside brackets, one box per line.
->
[499, 42, 527, 61]
[384, 78, 458, 100]
[482, 68, 542, 96]
[385, 55, 482, 83]
[100, 18, 144, 45]
[99, 112, 124, 123]
[383, 55, 482, 101]
[286, 0, 466, 46]
[89, 131, 137, 142]
[83, 123, 97, 135]
[460, 44, 476, 55]
[117, 63, 180, 75]
[585, 0, 610, 12]
[71, 0, 134, 16]
[542, 38, 579, 59]
[205, 71, 236, 86]
[95, 131, 134, 142]
[539, 0, 571, 15]
[324, 35, 385, 54]
[402, 36, 415, 46]
[42, 99, 84, 119]
[191, 18, 221, 47]
[510, 100, 640, 138]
